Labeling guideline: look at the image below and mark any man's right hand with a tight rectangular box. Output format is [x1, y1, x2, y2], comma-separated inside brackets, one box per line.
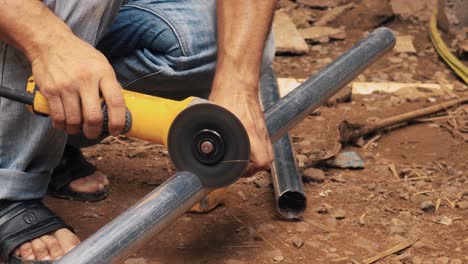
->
[30, 32, 126, 139]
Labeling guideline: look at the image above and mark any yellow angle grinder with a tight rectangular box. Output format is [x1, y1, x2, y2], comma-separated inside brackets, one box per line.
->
[0, 78, 250, 187]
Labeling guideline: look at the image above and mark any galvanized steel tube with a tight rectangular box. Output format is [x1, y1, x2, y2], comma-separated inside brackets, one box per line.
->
[55, 172, 211, 264]
[260, 67, 306, 220]
[264, 27, 396, 142]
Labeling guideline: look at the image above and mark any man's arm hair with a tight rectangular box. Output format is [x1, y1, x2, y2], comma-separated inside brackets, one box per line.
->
[0, 0, 73, 62]
[214, 0, 276, 89]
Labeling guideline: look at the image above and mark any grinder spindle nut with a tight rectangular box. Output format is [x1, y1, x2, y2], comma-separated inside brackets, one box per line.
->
[167, 103, 250, 188]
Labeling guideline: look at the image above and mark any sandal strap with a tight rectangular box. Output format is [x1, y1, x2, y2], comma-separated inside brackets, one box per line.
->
[0, 200, 72, 262]
[49, 145, 96, 192]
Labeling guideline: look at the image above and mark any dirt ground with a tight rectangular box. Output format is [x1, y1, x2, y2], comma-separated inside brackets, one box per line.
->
[45, 1, 467, 263]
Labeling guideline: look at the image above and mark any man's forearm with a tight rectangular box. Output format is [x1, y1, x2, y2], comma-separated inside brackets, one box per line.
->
[0, 0, 73, 62]
[214, 0, 276, 90]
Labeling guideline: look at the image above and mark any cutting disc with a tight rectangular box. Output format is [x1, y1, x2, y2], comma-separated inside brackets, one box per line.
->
[167, 103, 250, 188]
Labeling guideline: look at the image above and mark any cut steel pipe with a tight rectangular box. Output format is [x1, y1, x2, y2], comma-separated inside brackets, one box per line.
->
[56, 172, 212, 264]
[260, 67, 306, 220]
[55, 27, 395, 264]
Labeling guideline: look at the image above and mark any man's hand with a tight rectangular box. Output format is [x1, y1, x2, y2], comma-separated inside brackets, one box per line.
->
[31, 33, 126, 139]
[210, 84, 273, 169]
[212, 0, 276, 169]
[0, 0, 126, 139]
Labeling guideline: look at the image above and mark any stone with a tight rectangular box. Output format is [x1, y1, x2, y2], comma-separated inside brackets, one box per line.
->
[388, 57, 404, 63]
[330, 174, 347, 183]
[394, 35, 417, 53]
[286, 235, 304, 248]
[316, 207, 329, 214]
[296, 154, 309, 168]
[253, 171, 272, 188]
[237, 191, 247, 201]
[225, 260, 246, 264]
[450, 259, 463, 264]
[125, 258, 148, 264]
[299, 27, 346, 44]
[456, 201, 468, 209]
[390, 0, 435, 21]
[332, 209, 346, 220]
[438, 216, 453, 226]
[303, 168, 326, 183]
[434, 256, 450, 264]
[326, 151, 364, 169]
[420, 201, 436, 213]
[273, 255, 285, 262]
[273, 10, 309, 55]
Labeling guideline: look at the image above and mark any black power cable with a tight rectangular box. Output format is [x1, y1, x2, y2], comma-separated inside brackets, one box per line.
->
[0, 85, 35, 105]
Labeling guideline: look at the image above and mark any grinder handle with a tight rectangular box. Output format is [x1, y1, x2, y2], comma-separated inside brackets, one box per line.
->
[26, 78, 132, 135]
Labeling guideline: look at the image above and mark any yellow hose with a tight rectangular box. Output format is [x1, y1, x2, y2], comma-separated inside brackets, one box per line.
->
[428, 8, 468, 84]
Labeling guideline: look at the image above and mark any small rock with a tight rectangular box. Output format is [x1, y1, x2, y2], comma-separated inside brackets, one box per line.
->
[326, 151, 364, 169]
[330, 174, 347, 183]
[273, 255, 284, 262]
[124, 258, 148, 264]
[399, 192, 410, 200]
[332, 209, 346, 220]
[299, 26, 346, 44]
[286, 235, 304, 248]
[394, 35, 417, 54]
[354, 137, 365, 147]
[389, 225, 407, 235]
[237, 191, 247, 201]
[393, 251, 412, 262]
[434, 256, 450, 264]
[316, 207, 329, 214]
[296, 154, 309, 168]
[225, 260, 246, 264]
[420, 201, 436, 213]
[273, 10, 309, 55]
[427, 97, 437, 103]
[456, 201, 468, 210]
[438, 216, 453, 226]
[303, 168, 326, 183]
[253, 171, 272, 188]
[388, 57, 404, 63]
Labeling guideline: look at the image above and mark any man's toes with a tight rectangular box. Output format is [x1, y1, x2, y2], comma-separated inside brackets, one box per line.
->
[54, 228, 80, 253]
[31, 238, 51, 260]
[19, 242, 35, 260]
[69, 177, 98, 193]
[69, 171, 109, 193]
[41, 235, 65, 259]
[96, 172, 109, 186]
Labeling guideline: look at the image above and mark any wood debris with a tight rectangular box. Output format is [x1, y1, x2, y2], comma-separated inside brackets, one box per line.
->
[362, 237, 418, 264]
[315, 3, 355, 26]
[351, 82, 454, 98]
[339, 96, 468, 144]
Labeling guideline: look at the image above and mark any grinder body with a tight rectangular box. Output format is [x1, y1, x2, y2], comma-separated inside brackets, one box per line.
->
[18, 78, 251, 187]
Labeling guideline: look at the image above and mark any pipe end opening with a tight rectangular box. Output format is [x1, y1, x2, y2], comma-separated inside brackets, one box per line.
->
[277, 191, 307, 220]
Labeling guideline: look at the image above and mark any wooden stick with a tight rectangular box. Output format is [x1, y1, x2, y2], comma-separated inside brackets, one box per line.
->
[339, 96, 468, 144]
[388, 164, 400, 180]
[362, 237, 418, 264]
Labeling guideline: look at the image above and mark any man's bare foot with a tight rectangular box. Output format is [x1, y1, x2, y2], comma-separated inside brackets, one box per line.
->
[69, 171, 109, 193]
[14, 229, 79, 261]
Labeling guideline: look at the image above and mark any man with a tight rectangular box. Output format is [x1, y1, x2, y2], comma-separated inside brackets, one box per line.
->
[0, 0, 275, 262]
